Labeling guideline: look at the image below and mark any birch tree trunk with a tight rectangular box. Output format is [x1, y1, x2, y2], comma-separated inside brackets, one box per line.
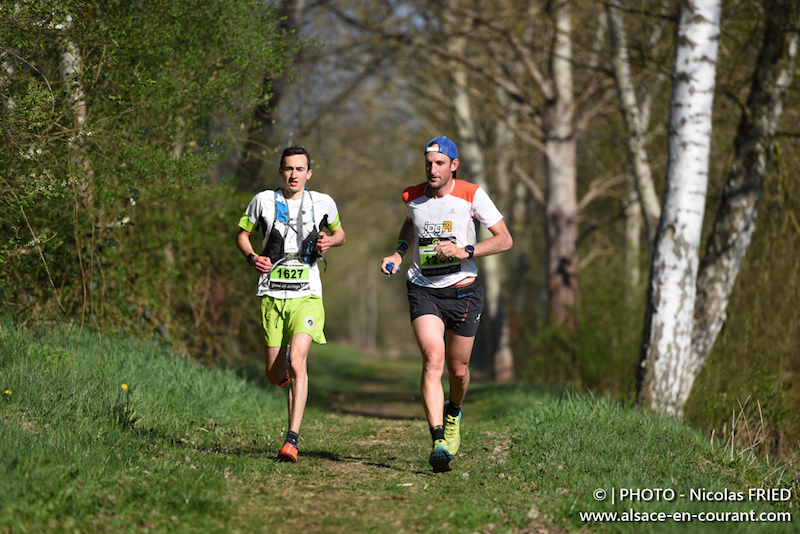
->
[447, 10, 515, 382]
[59, 14, 95, 208]
[624, 175, 643, 305]
[692, 0, 799, 371]
[1, 53, 15, 114]
[545, 0, 580, 328]
[605, 0, 661, 246]
[59, 15, 89, 167]
[637, 0, 721, 417]
[491, 85, 517, 383]
[59, 19, 86, 133]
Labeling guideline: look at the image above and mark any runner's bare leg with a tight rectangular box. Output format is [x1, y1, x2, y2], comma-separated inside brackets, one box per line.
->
[445, 330, 474, 406]
[412, 315, 447, 429]
[286, 332, 312, 434]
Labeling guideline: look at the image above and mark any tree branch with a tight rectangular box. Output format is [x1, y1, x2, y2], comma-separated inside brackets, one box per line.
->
[578, 173, 627, 211]
[577, 210, 626, 246]
[470, 11, 554, 100]
[511, 164, 545, 206]
[597, 0, 677, 22]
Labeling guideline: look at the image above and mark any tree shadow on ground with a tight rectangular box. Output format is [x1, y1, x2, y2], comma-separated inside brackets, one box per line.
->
[306, 345, 424, 420]
[302, 343, 562, 421]
[301, 450, 429, 474]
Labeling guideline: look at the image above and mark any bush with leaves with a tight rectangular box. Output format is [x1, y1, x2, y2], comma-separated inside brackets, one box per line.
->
[0, 0, 296, 345]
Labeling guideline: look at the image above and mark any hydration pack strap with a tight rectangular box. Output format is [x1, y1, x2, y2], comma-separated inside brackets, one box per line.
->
[262, 189, 330, 270]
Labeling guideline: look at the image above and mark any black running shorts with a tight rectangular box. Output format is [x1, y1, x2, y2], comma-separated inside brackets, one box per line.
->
[406, 278, 485, 337]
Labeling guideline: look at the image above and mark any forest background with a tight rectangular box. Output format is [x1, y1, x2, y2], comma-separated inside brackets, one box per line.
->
[2, 0, 799, 460]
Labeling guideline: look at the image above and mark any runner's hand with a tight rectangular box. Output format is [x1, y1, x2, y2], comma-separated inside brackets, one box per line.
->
[381, 254, 401, 275]
[433, 240, 464, 261]
[252, 255, 272, 274]
[316, 231, 331, 254]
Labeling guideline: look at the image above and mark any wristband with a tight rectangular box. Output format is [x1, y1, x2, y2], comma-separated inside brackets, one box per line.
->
[395, 240, 409, 257]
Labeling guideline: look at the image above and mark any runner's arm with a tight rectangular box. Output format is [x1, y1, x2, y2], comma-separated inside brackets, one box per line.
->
[473, 219, 513, 257]
[381, 217, 414, 275]
[236, 229, 272, 274]
[316, 226, 346, 254]
[433, 218, 513, 260]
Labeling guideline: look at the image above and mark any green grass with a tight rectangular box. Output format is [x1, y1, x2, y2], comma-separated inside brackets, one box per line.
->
[1, 321, 798, 533]
[0, 322, 286, 532]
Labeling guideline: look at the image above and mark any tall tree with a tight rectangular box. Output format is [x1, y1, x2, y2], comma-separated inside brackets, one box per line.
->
[637, 0, 722, 416]
[691, 0, 800, 400]
[235, 0, 305, 192]
[543, 0, 580, 328]
[605, 0, 662, 247]
[0, 0, 292, 329]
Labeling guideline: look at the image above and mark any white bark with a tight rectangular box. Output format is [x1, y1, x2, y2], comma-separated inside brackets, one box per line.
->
[545, 0, 580, 327]
[59, 16, 87, 131]
[447, 9, 515, 382]
[1, 53, 15, 114]
[638, 0, 721, 417]
[625, 175, 642, 302]
[58, 14, 95, 208]
[606, 0, 661, 246]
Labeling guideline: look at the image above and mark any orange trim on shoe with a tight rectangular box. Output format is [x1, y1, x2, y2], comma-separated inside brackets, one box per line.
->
[278, 371, 290, 388]
[278, 441, 298, 463]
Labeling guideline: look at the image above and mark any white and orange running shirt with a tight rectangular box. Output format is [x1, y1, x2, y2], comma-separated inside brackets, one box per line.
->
[403, 180, 504, 288]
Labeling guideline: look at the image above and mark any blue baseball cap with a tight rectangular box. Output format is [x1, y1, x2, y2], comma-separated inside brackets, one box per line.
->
[425, 136, 458, 160]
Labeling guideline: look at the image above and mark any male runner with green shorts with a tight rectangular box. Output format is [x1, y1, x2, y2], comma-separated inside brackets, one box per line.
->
[236, 145, 345, 462]
[381, 136, 512, 472]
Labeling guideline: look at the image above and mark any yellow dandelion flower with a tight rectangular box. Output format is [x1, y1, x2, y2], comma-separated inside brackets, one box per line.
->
[121, 384, 128, 390]
[3, 390, 10, 395]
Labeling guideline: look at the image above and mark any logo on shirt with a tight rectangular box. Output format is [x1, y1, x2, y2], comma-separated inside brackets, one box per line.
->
[423, 221, 452, 235]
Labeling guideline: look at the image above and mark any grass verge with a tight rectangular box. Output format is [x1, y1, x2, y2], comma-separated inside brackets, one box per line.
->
[1, 322, 797, 533]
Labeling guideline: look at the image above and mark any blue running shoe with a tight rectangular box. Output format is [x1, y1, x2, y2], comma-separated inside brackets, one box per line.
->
[429, 439, 452, 472]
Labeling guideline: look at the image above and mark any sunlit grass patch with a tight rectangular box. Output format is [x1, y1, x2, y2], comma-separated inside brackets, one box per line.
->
[0, 320, 287, 532]
[2, 320, 797, 533]
[510, 393, 798, 533]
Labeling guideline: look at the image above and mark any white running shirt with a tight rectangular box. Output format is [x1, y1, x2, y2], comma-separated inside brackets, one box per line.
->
[403, 180, 503, 288]
[238, 189, 341, 299]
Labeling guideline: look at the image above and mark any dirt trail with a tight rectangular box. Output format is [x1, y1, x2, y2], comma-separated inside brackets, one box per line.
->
[327, 379, 424, 420]
[227, 352, 568, 533]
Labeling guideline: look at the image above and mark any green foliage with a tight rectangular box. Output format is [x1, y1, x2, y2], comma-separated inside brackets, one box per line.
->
[82, 182, 266, 366]
[686, 139, 800, 460]
[518, 249, 645, 404]
[0, 0, 295, 339]
[576, 258, 645, 402]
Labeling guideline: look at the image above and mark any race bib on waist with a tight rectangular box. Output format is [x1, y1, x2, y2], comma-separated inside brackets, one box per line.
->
[267, 260, 311, 291]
